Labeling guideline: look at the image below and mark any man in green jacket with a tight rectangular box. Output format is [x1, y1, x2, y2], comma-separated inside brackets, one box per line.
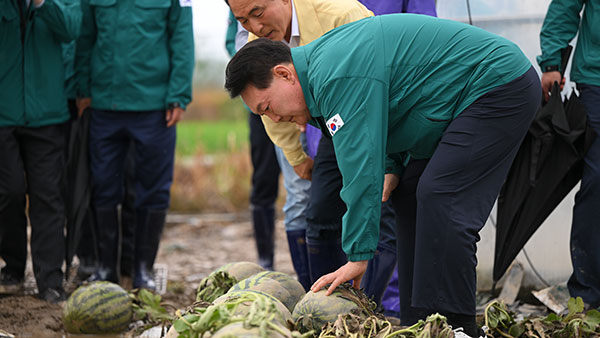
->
[538, 0, 600, 310]
[225, 14, 540, 336]
[0, 0, 80, 303]
[75, 0, 194, 290]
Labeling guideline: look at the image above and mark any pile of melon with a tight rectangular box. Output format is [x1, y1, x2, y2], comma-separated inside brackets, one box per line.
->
[62, 262, 378, 337]
[170, 261, 378, 337]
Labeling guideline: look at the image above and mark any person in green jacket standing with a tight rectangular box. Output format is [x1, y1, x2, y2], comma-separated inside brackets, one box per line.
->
[0, 0, 80, 303]
[75, 0, 194, 290]
[225, 14, 541, 336]
[538, 0, 600, 310]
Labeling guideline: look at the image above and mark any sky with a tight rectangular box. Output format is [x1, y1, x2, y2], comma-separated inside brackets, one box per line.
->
[192, 1, 231, 62]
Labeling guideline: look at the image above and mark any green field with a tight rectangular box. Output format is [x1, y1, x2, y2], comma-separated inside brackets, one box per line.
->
[176, 119, 249, 156]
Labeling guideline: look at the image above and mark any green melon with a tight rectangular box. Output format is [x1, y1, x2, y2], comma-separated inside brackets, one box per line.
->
[196, 261, 264, 302]
[213, 290, 292, 325]
[63, 281, 133, 334]
[229, 271, 304, 312]
[292, 284, 376, 334]
[211, 321, 291, 338]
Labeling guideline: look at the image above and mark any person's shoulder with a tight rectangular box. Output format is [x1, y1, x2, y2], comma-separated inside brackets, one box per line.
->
[299, 0, 372, 18]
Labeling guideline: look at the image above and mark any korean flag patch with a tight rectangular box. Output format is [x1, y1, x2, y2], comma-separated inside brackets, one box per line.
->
[179, 0, 192, 7]
[326, 114, 344, 136]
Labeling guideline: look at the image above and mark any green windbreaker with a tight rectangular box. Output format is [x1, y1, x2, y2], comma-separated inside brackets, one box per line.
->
[294, 14, 532, 261]
[0, 0, 80, 127]
[537, 0, 600, 86]
[76, 0, 194, 111]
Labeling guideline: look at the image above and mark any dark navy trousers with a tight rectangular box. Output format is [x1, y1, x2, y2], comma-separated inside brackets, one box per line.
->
[392, 67, 541, 320]
[569, 83, 600, 308]
[89, 109, 175, 210]
[249, 112, 280, 208]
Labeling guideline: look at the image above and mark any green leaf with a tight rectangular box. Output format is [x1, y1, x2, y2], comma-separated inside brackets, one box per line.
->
[508, 322, 525, 337]
[567, 297, 585, 316]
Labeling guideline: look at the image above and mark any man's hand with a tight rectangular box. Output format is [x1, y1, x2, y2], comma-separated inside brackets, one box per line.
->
[293, 157, 314, 180]
[76, 97, 91, 117]
[311, 260, 368, 296]
[166, 107, 184, 127]
[382, 173, 399, 202]
[541, 71, 565, 102]
[33, 0, 44, 7]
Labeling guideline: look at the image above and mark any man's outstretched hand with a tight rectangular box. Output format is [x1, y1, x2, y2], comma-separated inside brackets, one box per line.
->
[310, 260, 368, 296]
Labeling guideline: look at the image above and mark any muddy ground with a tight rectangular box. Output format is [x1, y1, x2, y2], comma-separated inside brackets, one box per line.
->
[0, 213, 297, 337]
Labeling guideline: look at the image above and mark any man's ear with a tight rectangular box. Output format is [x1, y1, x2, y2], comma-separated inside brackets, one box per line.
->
[272, 64, 294, 82]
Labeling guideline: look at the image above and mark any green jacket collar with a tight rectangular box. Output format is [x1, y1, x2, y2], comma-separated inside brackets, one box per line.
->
[291, 47, 321, 118]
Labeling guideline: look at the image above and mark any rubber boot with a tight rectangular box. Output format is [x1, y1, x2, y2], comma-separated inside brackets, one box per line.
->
[306, 233, 347, 284]
[133, 209, 166, 290]
[286, 229, 311, 291]
[87, 207, 120, 283]
[252, 205, 275, 270]
[443, 312, 480, 337]
[363, 242, 397, 306]
[120, 201, 135, 278]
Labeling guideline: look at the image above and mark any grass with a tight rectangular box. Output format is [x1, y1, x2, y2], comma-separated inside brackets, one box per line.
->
[176, 119, 249, 157]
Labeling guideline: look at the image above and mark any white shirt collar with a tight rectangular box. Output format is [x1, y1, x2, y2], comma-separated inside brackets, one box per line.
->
[287, 0, 301, 47]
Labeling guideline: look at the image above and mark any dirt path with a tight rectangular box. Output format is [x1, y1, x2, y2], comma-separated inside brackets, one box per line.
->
[0, 213, 295, 337]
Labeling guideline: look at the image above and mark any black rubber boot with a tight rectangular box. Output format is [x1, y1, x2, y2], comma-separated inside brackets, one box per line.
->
[363, 241, 397, 306]
[306, 231, 347, 284]
[444, 312, 480, 337]
[133, 209, 166, 290]
[252, 205, 275, 270]
[87, 207, 120, 283]
[286, 229, 311, 291]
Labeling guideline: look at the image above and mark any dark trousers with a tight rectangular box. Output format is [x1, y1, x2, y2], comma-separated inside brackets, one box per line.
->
[392, 67, 540, 318]
[249, 112, 280, 207]
[569, 83, 600, 308]
[306, 137, 346, 236]
[0, 124, 66, 291]
[89, 109, 175, 210]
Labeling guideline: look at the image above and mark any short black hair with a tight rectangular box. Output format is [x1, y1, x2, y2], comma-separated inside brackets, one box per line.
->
[225, 38, 292, 98]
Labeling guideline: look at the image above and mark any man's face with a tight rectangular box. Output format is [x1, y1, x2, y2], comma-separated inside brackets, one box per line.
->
[241, 65, 311, 126]
[229, 0, 292, 42]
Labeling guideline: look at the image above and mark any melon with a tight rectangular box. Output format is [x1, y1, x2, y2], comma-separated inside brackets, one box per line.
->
[63, 281, 133, 334]
[230, 271, 304, 312]
[211, 321, 291, 338]
[214, 289, 292, 325]
[196, 261, 264, 302]
[292, 284, 376, 334]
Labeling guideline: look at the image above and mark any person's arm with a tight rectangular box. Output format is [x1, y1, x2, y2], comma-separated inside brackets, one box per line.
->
[537, 0, 584, 100]
[165, 0, 194, 127]
[74, 0, 95, 115]
[225, 10, 238, 57]
[35, 0, 81, 42]
[310, 77, 388, 295]
[261, 116, 309, 166]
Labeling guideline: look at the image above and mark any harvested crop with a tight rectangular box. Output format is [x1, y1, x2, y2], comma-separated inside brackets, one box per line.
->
[196, 261, 264, 302]
[230, 271, 305, 312]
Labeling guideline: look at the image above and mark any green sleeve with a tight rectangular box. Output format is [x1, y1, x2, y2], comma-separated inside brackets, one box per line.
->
[36, 0, 81, 43]
[74, 0, 95, 98]
[225, 10, 237, 57]
[537, 0, 584, 71]
[166, 0, 194, 109]
[319, 77, 389, 262]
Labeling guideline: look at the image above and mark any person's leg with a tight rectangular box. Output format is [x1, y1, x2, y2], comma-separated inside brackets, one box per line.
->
[0, 127, 27, 292]
[391, 158, 429, 325]
[120, 140, 136, 278]
[20, 124, 67, 296]
[131, 110, 175, 290]
[275, 145, 311, 290]
[412, 68, 540, 335]
[249, 112, 280, 270]
[306, 137, 347, 282]
[363, 199, 397, 306]
[569, 83, 600, 309]
[88, 109, 130, 283]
